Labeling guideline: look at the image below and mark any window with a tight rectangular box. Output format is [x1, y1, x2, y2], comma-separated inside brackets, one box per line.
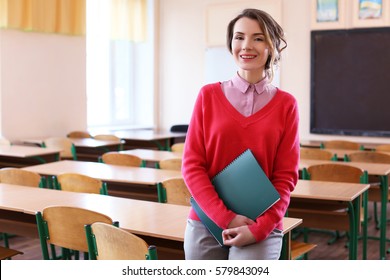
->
[86, 0, 155, 131]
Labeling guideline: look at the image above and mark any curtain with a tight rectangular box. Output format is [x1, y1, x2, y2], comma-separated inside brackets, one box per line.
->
[110, 0, 147, 42]
[0, 0, 86, 36]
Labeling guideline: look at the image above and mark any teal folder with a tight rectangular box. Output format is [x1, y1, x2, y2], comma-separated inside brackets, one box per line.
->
[191, 149, 280, 246]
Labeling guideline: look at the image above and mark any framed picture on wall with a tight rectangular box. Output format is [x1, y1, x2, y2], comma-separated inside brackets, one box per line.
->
[351, 0, 390, 27]
[311, 0, 347, 30]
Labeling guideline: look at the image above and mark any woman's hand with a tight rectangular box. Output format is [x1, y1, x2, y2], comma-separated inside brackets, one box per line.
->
[227, 214, 254, 228]
[222, 225, 256, 247]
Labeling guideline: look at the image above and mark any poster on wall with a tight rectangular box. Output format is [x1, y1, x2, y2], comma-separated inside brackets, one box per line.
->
[311, 0, 347, 29]
[352, 0, 389, 27]
[358, 0, 383, 19]
[316, 0, 339, 22]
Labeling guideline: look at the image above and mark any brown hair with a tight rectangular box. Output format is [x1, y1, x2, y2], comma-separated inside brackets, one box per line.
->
[226, 9, 287, 80]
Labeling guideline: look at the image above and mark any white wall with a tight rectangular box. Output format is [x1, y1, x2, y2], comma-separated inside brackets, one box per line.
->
[0, 30, 86, 141]
[158, 0, 390, 144]
[0, 0, 389, 144]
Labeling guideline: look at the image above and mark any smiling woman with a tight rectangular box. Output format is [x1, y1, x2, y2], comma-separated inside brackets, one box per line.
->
[182, 8, 299, 260]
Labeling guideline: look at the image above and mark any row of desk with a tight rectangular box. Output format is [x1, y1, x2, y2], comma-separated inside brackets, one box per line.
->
[0, 134, 388, 259]
[20, 159, 371, 260]
[0, 183, 302, 260]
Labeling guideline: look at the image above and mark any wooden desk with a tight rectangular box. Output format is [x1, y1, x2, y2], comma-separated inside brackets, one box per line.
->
[0, 145, 60, 168]
[120, 149, 182, 167]
[290, 180, 369, 260]
[316, 148, 390, 162]
[22, 160, 182, 201]
[20, 138, 123, 162]
[113, 129, 186, 150]
[300, 139, 388, 151]
[0, 184, 301, 260]
[69, 138, 123, 161]
[299, 159, 390, 260]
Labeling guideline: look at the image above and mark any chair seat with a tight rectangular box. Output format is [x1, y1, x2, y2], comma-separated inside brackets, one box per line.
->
[0, 245, 23, 259]
[290, 241, 317, 260]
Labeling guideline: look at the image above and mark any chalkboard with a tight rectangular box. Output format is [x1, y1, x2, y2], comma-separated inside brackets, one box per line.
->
[310, 27, 390, 137]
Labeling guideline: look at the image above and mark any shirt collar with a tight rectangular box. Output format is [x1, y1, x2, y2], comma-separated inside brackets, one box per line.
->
[231, 72, 269, 95]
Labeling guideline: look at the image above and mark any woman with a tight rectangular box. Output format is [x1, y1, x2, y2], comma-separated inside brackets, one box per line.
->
[182, 8, 299, 260]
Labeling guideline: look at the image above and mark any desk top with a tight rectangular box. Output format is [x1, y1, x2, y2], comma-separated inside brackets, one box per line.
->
[113, 130, 186, 141]
[0, 145, 61, 158]
[293, 180, 369, 201]
[0, 184, 301, 240]
[318, 148, 390, 160]
[120, 149, 182, 162]
[21, 138, 122, 148]
[0, 183, 188, 241]
[23, 160, 182, 185]
[300, 140, 389, 150]
[300, 159, 390, 176]
[69, 138, 123, 148]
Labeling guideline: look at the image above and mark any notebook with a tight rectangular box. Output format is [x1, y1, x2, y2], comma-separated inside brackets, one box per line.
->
[191, 149, 280, 246]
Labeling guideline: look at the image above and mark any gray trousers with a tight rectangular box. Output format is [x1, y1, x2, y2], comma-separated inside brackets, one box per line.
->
[184, 219, 283, 260]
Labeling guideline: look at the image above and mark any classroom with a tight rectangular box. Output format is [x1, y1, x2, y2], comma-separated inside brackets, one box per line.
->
[0, 0, 389, 265]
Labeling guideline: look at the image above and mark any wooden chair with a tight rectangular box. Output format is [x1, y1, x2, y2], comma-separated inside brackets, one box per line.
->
[157, 178, 191, 205]
[43, 137, 77, 160]
[67, 131, 92, 138]
[93, 134, 121, 141]
[0, 168, 45, 252]
[170, 124, 188, 132]
[52, 173, 108, 195]
[85, 222, 157, 260]
[290, 240, 317, 260]
[300, 147, 335, 160]
[347, 151, 390, 229]
[170, 143, 185, 153]
[157, 158, 182, 171]
[94, 134, 124, 151]
[101, 152, 144, 167]
[321, 140, 363, 150]
[375, 144, 390, 152]
[35, 206, 115, 260]
[0, 167, 44, 188]
[290, 163, 368, 258]
[0, 245, 23, 260]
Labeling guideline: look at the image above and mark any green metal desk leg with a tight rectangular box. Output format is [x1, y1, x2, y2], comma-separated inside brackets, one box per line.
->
[362, 190, 368, 260]
[380, 175, 388, 260]
[348, 200, 357, 260]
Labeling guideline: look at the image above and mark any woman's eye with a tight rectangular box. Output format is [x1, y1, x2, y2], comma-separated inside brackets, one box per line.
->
[255, 37, 264, 41]
[234, 36, 244, 40]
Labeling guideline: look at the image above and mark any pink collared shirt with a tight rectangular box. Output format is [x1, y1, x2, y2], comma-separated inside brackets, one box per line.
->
[221, 73, 277, 117]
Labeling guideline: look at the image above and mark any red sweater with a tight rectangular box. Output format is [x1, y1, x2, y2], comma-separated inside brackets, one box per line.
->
[182, 83, 299, 242]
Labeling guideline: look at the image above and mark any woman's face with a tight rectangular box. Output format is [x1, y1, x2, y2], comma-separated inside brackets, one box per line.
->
[231, 17, 270, 80]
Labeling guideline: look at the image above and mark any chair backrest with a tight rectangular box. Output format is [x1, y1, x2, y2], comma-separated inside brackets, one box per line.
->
[170, 124, 188, 132]
[300, 148, 334, 160]
[101, 152, 143, 167]
[67, 131, 92, 138]
[93, 134, 120, 141]
[36, 206, 114, 259]
[157, 178, 191, 206]
[0, 168, 43, 187]
[158, 158, 182, 171]
[55, 173, 107, 195]
[375, 144, 390, 152]
[171, 143, 185, 153]
[321, 140, 362, 150]
[348, 151, 390, 164]
[85, 222, 157, 260]
[43, 137, 77, 160]
[306, 163, 365, 183]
